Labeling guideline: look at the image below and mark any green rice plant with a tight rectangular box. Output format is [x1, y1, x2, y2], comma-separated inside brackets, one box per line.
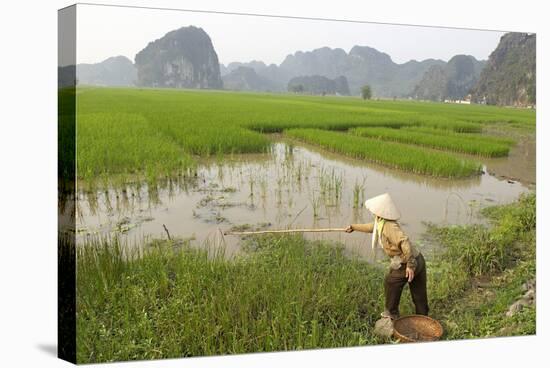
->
[410, 115, 483, 133]
[151, 115, 270, 156]
[248, 174, 255, 198]
[350, 127, 511, 157]
[243, 114, 409, 133]
[285, 129, 482, 178]
[352, 177, 367, 209]
[75, 87, 534, 182]
[401, 126, 516, 145]
[59, 89, 76, 180]
[318, 167, 343, 202]
[77, 113, 196, 181]
[310, 192, 321, 219]
[259, 177, 268, 199]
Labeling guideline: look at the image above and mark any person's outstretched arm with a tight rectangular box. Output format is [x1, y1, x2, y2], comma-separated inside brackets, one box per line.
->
[346, 223, 375, 233]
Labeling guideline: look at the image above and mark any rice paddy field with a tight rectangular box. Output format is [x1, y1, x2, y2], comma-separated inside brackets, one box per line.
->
[70, 86, 536, 253]
[74, 87, 535, 182]
[65, 86, 536, 363]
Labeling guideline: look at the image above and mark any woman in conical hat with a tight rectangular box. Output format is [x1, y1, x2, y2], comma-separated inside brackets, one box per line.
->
[345, 193, 429, 320]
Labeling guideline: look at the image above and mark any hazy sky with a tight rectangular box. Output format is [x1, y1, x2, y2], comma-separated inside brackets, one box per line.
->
[76, 4, 505, 66]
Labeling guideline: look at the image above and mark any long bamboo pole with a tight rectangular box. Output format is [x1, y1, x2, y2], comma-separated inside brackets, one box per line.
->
[223, 227, 348, 236]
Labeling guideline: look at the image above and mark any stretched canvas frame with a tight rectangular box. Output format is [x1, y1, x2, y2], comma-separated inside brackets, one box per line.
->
[58, 3, 536, 364]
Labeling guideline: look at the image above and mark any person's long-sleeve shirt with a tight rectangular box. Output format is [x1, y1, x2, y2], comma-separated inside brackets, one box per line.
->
[352, 221, 420, 270]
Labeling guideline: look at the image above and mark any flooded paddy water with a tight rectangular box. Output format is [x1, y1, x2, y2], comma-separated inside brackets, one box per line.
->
[75, 135, 534, 259]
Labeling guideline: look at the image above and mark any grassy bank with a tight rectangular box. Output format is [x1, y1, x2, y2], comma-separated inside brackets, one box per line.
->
[75, 193, 535, 363]
[285, 128, 482, 177]
[76, 236, 385, 363]
[427, 193, 536, 337]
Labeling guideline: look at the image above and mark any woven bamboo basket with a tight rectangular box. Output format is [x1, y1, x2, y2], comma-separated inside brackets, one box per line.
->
[393, 315, 443, 342]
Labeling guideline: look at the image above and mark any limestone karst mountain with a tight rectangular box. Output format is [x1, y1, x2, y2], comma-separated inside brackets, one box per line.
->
[77, 56, 136, 86]
[287, 75, 350, 95]
[222, 66, 278, 92]
[134, 26, 222, 89]
[471, 32, 536, 106]
[412, 55, 485, 101]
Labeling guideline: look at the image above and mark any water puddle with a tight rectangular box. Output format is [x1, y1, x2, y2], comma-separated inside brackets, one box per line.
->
[484, 135, 536, 185]
[75, 139, 532, 258]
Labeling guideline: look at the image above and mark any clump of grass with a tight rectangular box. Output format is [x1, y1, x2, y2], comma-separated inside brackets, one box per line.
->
[428, 193, 535, 278]
[426, 192, 536, 315]
[440, 256, 536, 340]
[76, 235, 385, 363]
[310, 192, 321, 219]
[285, 128, 482, 178]
[248, 173, 255, 198]
[259, 177, 268, 198]
[352, 177, 367, 209]
[350, 127, 511, 157]
[426, 193, 536, 339]
[318, 167, 343, 204]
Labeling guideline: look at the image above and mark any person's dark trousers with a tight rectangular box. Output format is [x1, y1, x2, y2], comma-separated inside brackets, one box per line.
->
[384, 253, 429, 317]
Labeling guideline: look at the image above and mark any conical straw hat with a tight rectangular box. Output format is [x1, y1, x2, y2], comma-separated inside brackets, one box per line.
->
[364, 193, 401, 220]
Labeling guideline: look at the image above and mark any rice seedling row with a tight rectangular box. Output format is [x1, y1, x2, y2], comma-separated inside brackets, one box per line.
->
[350, 127, 511, 157]
[285, 128, 482, 178]
[401, 126, 516, 145]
